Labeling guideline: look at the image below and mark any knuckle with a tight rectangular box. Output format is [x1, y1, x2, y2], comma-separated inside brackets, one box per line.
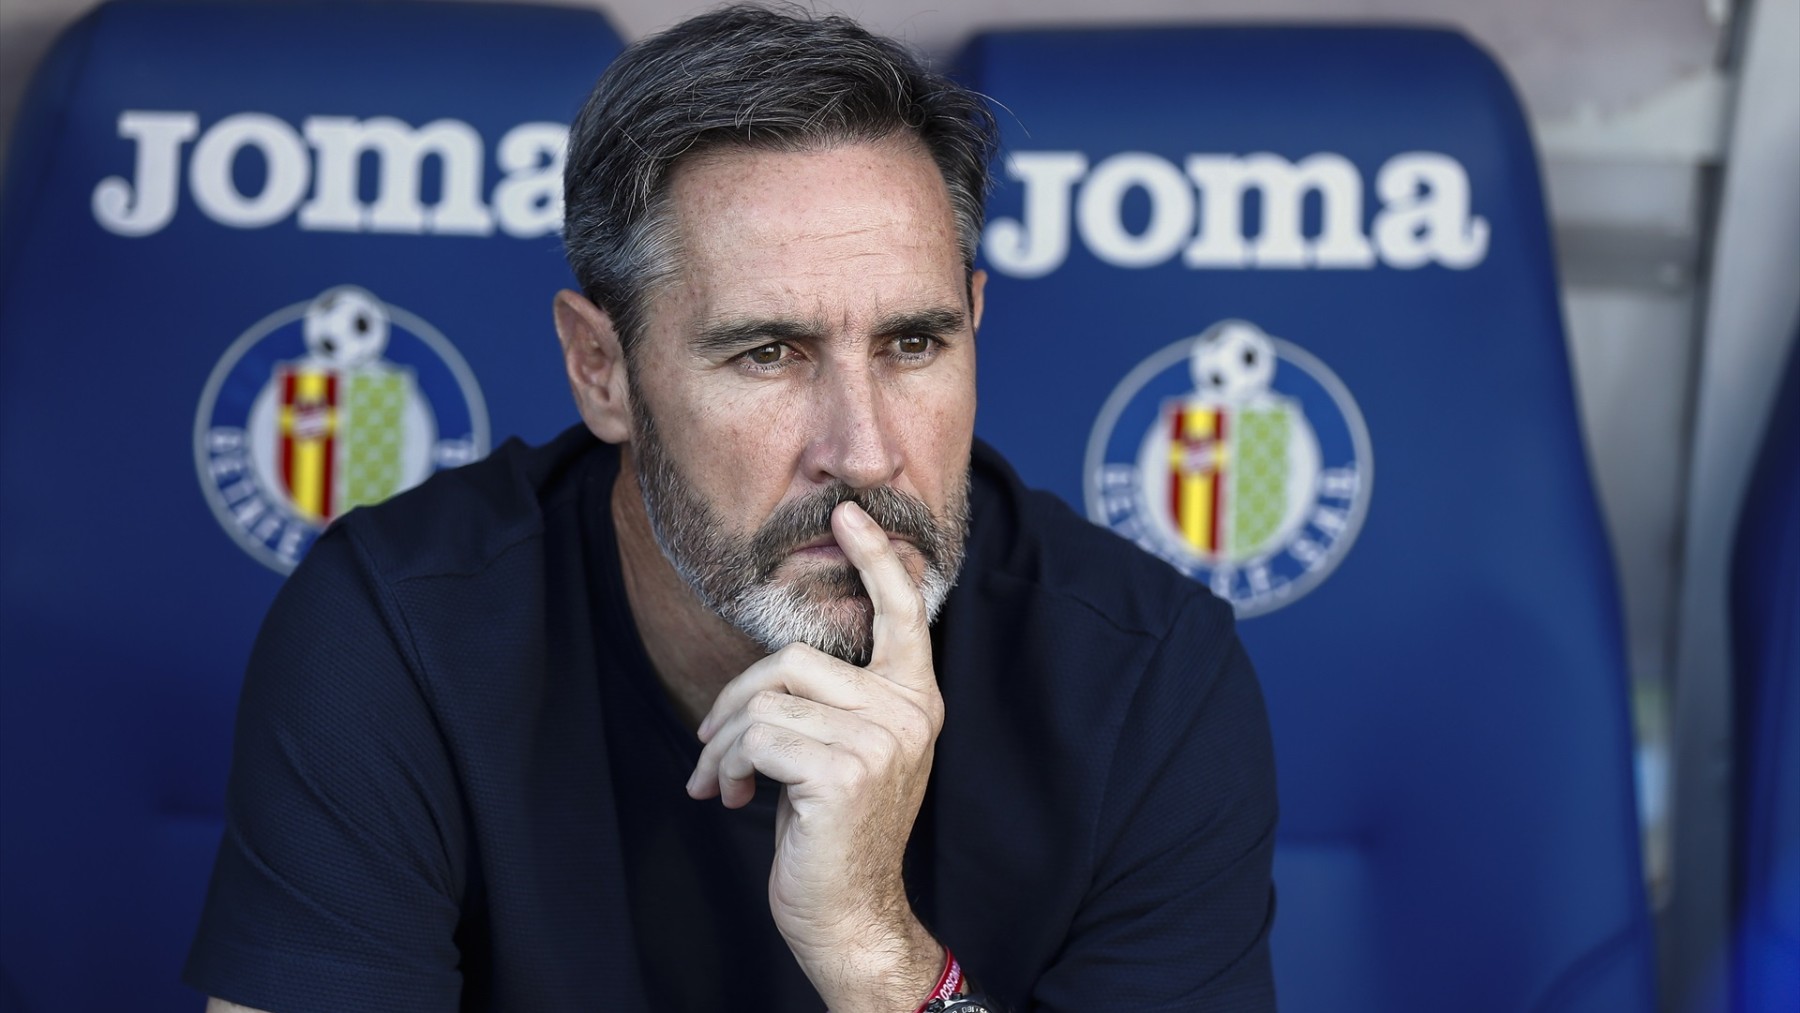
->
[836, 754, 871, 792]
[893, 710, 932, 752]
[865, 726, 900, 766]
[776, 641, 822, 666]
[744, 722, 804, 761]
[896, 689, 941, 734]
[740, 721, 774, 753]
[720, 749, 752, 780]
[895, 709, 928, 749]
[748, 690, 783, 718]
[920, 692, 946, 729]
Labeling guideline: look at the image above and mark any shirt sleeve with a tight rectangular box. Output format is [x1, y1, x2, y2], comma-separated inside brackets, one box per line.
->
[1029, 594, 1280, 1012]
[183, 522, 468, 1013]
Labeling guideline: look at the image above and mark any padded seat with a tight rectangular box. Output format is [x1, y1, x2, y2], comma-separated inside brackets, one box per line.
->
[958, 26, 1656, 1011]
[1730, 329, 1800, 1013]
[0, 2, 622, 1008]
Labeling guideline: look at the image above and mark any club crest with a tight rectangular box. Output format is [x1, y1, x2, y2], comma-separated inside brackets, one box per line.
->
[1086, 320, 1372, 617]
[194, 286, 489, 573]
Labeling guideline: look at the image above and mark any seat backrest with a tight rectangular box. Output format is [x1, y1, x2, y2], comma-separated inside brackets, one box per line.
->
[957, 27, 1655, 1011]
[0, 2, 621, 1008]
[1730, 327, 1800, 1013]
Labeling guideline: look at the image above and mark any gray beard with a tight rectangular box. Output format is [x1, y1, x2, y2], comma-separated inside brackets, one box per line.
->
[628, 390, 969, 666]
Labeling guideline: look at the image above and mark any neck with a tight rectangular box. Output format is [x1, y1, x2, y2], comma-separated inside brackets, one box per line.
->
[611, 447, 765, 729]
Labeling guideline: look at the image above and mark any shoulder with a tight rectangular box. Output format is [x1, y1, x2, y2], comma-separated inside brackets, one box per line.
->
[258, 424, 607, 687]
[325, 423, 606, 585]
[959, 438, 1236, 649]
[235, 427, 611, 820]
[932, 444, 1272, 947]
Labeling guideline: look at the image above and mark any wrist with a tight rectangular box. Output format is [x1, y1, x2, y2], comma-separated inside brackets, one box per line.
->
[914, 946, 965, 1013]
[804, 914, 943, 1013]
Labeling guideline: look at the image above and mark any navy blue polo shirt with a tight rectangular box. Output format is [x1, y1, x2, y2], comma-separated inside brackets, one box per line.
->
[184, 426, 1278, 1011]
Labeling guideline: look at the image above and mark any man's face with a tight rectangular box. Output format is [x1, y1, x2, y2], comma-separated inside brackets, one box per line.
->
[625, 138, 982, 664]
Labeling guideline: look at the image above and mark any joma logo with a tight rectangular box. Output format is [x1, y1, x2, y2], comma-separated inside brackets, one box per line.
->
[93, 111, 567, 239]
[982, 150, 1491, 277]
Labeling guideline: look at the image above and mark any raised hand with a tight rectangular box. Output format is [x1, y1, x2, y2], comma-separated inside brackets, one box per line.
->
[686, 500, 946, 1010]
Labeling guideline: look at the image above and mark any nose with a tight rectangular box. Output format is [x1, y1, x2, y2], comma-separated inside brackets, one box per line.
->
[803, 360, 902, 489]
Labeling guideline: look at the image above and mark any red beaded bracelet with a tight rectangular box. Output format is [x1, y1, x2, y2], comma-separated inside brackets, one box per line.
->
[914, 947, 964, 1013]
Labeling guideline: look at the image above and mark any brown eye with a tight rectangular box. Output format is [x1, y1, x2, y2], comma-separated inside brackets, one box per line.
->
[896, 335, 932, 356]
[747, 343, 784, 366]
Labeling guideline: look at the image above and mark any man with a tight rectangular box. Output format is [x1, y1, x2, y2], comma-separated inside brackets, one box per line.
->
[185, 7, 1277, 1011]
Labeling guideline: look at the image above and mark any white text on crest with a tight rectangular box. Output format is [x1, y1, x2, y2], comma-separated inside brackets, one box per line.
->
[92, 111, 567, 238]
[983, 151, 1491, 277]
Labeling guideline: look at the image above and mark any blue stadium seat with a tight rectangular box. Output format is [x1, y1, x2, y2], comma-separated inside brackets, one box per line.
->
[0, 2, 622, 1008]
[1730, 327, 1800, 1013]
[958, 27, 1656, 1011]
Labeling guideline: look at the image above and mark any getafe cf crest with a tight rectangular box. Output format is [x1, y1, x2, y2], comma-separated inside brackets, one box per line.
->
[1086, 320, 1373, 617]
[194, 286, 489, 573]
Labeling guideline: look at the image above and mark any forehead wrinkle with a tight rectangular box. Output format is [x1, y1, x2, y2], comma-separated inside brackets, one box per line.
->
[787, 217, 888, 242]
[673, 151, 951, 255]
[656, 140, 970, 357]
[681, 264, 964, 346]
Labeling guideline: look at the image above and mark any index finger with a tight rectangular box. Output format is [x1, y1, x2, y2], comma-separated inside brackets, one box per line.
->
[831, 501, 930, 677]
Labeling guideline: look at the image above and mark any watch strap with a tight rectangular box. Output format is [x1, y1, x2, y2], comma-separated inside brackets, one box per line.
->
[914, 947, 964, 1013]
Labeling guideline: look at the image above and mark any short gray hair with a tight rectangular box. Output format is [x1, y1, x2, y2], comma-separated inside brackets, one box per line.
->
[561, 4, 999, 354]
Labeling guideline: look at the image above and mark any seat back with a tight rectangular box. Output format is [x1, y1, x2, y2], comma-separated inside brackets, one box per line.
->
[0, 2, 621, 1008]
[1730, 327, 1800, 1013]
[958, 27, 1655, 1011]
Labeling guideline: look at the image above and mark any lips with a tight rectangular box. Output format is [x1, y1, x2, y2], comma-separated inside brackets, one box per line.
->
[789, 531, 916, 555]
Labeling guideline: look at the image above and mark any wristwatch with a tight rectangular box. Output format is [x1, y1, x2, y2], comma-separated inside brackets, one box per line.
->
[925, 996, 993, 1013]
[918, 948, 993, 1012]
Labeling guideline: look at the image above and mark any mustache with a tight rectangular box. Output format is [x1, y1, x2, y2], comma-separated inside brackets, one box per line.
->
[747, 484, 946, 581]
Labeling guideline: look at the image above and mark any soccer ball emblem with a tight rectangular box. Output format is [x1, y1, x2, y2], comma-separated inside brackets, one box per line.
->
[1088, 318, 1371, 616]
[303, 285, 390, 368]
[1190, 320, 1276, 404]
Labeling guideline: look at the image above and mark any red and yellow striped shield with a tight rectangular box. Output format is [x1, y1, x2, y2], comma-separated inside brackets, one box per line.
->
[278, 367, 340, 523]
[1167, 403, 1229, 555]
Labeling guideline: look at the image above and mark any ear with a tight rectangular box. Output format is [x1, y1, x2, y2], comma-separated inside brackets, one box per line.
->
[554, 289, 632, 444]
[969, 269, 988, 334]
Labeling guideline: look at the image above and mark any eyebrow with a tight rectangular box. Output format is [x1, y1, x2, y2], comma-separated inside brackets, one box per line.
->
[690, 307, 969, 357]
[875, 308, 968, 339]
[690, 318, 818, 357]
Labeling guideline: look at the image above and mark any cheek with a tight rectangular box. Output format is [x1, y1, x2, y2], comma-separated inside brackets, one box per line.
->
[660, 382, 812, 515]
[895, 370, 977, 489]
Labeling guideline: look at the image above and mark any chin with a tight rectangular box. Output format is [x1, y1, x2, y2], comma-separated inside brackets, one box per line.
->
[788, 573, 876, 649]
[811, 589, 873, 627]
[722, 568, 875, 664]
[784, 598, 875, 666]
